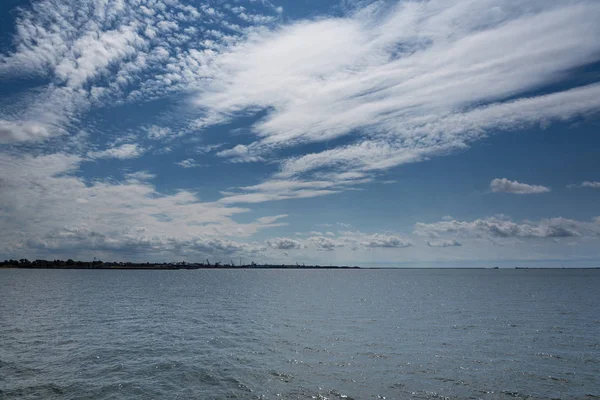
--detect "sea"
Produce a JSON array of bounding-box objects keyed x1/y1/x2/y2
[{"x1": 0, "y1": 268, "x2": 599, "y2": 400}]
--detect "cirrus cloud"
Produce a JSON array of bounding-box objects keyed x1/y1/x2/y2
[
  {"x1": 176, "y1": 158, "x2": 203, "y2": 168},
  {"x1": 193, "y1": 0, "x2": 600, "y2": 185},
  {"x1": 88, "y1": 143, "x2": 146, "y2": 160}
]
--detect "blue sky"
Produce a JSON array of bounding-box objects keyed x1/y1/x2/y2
[{"x1": 1, "y1": 0, "x2": 599, "y2": 266}]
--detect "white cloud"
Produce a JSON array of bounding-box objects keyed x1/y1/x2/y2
[
  {"x1": 219, "y1": 189, "x2": 339, "y2": 205},
  {"x1": 124, "y1": 171, "x2": 156, "y2": 181},
  {"x1": 302, "y1": 231, "x2": 413, "y2": 252},
  {"x1": 0, "y1": 0, "x2": 279, "y2": 145},
  {"x1": 88, "y1": 144, "x2": 145, "y2": 160},
  {"x1": 216, "y1": 145, "x2": 264, "y2": 163},
  {"x1": 0, "y1": 152, "x2": 287, "y2": 260},
  {"x1": 360, "y1": 234, "x2": 412, "y2": 248},
  {"x1": 256, "y1": 215, "x2": 289, "y2": 225},
  {"x1": 219, "y1": 176, "x2": 372, "y2": 204},
  {"x1": 1, "y1": 0, "x2": 600, "y2": 265},
  {"x1": 266, "y1": 237, "x2": 303, "y2": 250},
  {"x1": 415, "y1": 216, "x2": 600, "y2": 240},
  {"x1": 0, "y1": 120, "x2": 53, "y2": 143},
  {"x1": 568, "y1": 181, "x2": 600, "y2": 189},
  {"x1": 54, "y1": 26, "x2": 143, "y2": 88},
  {"x1": 309, "y1": 236, "x2": 344, "y2": 252},
  {"x1": 190, "y1": 0, "x2": 600, "y2": 183},
  {"x1": 581, "y1": 181, "x2": 600, "y2": 188},
  {"x1": 275, "y1": 84, "x2": 600, "y2": 178},
  {"x1": 176, "y1": 158, "x2": 203, "y2": 168},
  {"x1": 219, "y1": 179, "x2": 339, "y2": 204},
  {"x1": 490, "y1": 178, "x2": 550, "y2": 194},
  {"x1": 30, "y1": 227, "x2": 266, "y2": 258},
  {"x1": 146, "y1": 125, "x2": 173, "y2": 140},
  {"x1": 196, "y1": 143, "x2": 226, "y2": 154},
  {"x1": 427, "y1": 239, "x2": 462, "y2": 248},
  {"x1": 3, "y1": 0, "x2": 599, "y2": 177},
  {"x1": 189, "y1": 237, "x2": 266, "y2": 255}
]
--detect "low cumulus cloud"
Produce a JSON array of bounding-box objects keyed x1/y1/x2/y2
[
  {"x1": 415, "y1": 216, "x2": 600, "y2": 240},
  {"x1": 581, "y1": 181, "x2": 600, "y2": 188},
  {"x1": 360, "y1": 234, "x2": 412, "y2": 248},
  {"x1": 30, "y1": 227, "x2": 266, "y2": 256},
  {"x1": 309, "y1": 236, "x2": 344, "y2": 251},
  {"x1": 490, "y1": 178, "x2": 550, "y2": 194},
  {"x1": 0, "y1": 152, "x2": 286, "y2": 260},
  {"x1": 427, "y1": 239, "x2": 462, "y2": 248},
  {"x1": 568, "y1": 181, "x2": 600, "y2": 189},
  {"x1": 266, "y1": 237, "x2": 303, "y2": 250},
  {"x1": 323, "y1": 231, "x2": 414, "y2": 251}
]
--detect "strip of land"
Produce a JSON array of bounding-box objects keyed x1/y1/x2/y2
[
  {"x1": 0, "y1": 259, "x2": 360, "y2": 269},
  {"x1": 3, "y1": 260, "x2": 597, "y2": 270}
]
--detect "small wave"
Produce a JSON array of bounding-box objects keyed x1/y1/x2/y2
[
  {"x1": 270, "y1": 370, "x2": 294, "y2": 382},
  {"x1": 408, "y1": 390, "x2": 453, "y2": 399},
  {"x1": 287, "y1": 359, "x2": 313, "y2": 368},
  {"x1": 547, "y1": 376, "x2": 569, "y2": 383},
  {"x1": 310, "y1": 388, "x2": 355, "y2": 400},
  {"x1": 501, "y1": 389, "x2": 541, "y2": 398},
  {"x1": 583, "y1": 358, "x2": 600, "y2": 364},
  {"x1": 0, "y1": 359, "x2": 40, "y2": 376},
  {"x1": 359, "y1": 352, "x2": 391, "y2": 359},
  {"x1": 0, "y1": 383, "x2": 66, "y2": 398},
  {"x1": 221, "y1": 376, "x2": 253, "y2": 392},
  {"x1": 535, "y1": 352, "x2": 562, "y2": 359},
  {"x1": 501, "y1": 390, "x2": 521, "y2": 397}
]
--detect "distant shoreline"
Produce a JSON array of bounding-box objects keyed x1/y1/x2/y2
[
  {"x1": 0, "y1": 261, "x2": 360, "y2": 270},
  {"x1": 0, "y1": 266, "x2": 359, "y2": 270},
  {"x1": 2, "y1": 259, "x2": 599, "y2": 270},
  {"x1": 1, "y1": 264, "x2": 598, "y2": 270}
]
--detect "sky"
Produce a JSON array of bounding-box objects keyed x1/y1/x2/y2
[{"x1": 1, "y1": 0, "x2": 599, "y2": 267}]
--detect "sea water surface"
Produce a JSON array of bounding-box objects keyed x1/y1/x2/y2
[{"x1": 1, "y1": 268, "x2": 599, "y2": 399}]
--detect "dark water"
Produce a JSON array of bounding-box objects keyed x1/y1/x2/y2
[{"x1": 1, "y1": 269, "x2": 599, "y2": 400}]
